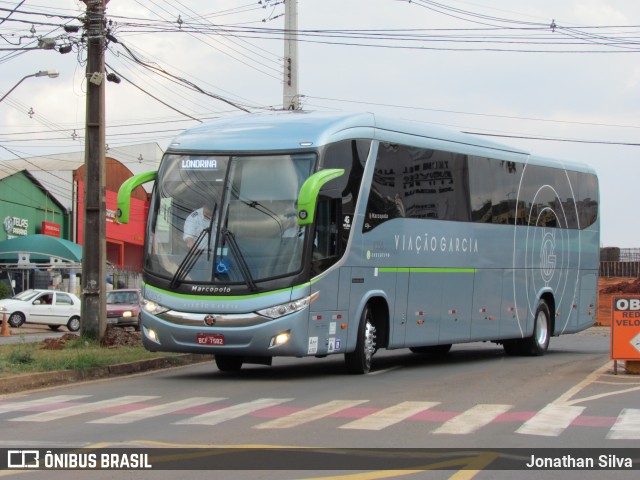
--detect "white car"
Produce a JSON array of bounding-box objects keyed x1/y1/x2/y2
[{"x1": 0, "y1": 289, "x2": 82, "y2": 332}]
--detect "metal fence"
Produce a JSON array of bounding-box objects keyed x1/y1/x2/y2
[{"x1": 600, "y1": 248, "x2": 640, "y2": 278}]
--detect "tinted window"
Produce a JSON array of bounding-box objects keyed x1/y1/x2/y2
[
  {"x1": 312, "y1": 140, "x2": 370, "y2": 276},
  {"x1": 364, "y1": 144, "x2": 471, "y2": 232},
  {"x1": 364, "y1": 143, "x2": 598, "y2": 231},
  {"x1": 469, "y1": 157, "x2": 522, "y2": 225}
]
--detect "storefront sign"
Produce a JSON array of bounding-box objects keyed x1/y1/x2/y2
[
  {"x1": 42, "y1": 221, "x2": 61, "y2": 238},
  {"x1": 3, "y1": 216, "x2": 29, "y2": 238}
]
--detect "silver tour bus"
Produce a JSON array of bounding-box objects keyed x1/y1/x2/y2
[{"x1": 117, "y1": 111, "x2": 599, "y2": 374}]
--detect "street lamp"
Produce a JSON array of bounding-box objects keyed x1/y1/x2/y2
[{"x1": 0, "y1": 70, "x2": 59, "y2": 104}]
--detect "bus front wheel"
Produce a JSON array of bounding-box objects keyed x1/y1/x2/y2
[
  {"x1": 345, "y1": 305, "x2": 377, "y2": 374},
  {"x1": 215, "y1": 355, "x2": 243, "y2": 372}
]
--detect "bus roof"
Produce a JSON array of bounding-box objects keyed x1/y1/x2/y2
[
  {"x1": 167, "y1": 111, "x2": 526, "y2": 153},
  {"x1": 166, "y1": 111, "x2": 596, "y2": 174}
]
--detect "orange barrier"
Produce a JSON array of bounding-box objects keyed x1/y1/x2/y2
[{"x1": 1, "y1": 312, "x2": 10, "y2": 337}]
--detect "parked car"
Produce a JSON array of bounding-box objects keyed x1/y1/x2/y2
[
  {"x1": 106, "y1": 289, "x2": 142, "y2": 330},
  {"x1": 0, "y1": 289, "x2": 81, "y2": 332}
]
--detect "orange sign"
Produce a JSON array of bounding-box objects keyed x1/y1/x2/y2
[
  {"x1": 41, "y1": 221, "x2": 61, "y2": 238},
  {"x1": 611, "y1": 296, "x2": 640, "y2": 360}
]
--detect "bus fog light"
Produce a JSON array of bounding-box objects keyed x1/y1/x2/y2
[
  {"x1": 144, "y1": 326, "x2": 160, "y2": 344},
  {"x1": 270, "y1": 331, "x2": 290, "y2": 348}
]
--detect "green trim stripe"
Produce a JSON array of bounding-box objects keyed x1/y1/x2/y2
[
  {"x1": 378, "y1": 267, "x2": 476, "y2": 273},
  {"x1": 144, "y1": 282, "x2": 310, "y2": 301}
]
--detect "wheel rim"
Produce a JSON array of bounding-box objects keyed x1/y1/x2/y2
[
  {"x1": 363, "y1": 318, "x2": 376, "y2": 370},
  {"x1": 9, "y1": 313, "x2": 23, "y2": 327},
  {"x1": 535, "y1": 310, "x2": 548, "y2": 347},
  {"x1": 68, "y1": 318, "x2": 80, "y2": 331}
]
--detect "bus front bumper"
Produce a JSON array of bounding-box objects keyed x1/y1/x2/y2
[{"x1": 140, "y1": 309, "x2": 310, "y2": 357}]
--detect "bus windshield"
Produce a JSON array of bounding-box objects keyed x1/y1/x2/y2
[{"x1": 145, "y1": 153, "x2": 316, "y2": 287}]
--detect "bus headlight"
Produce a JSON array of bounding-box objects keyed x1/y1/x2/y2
[
  {"x1": 142, "y1": 299, "x2": 169, "y2": 315},
  {"x1": 122, "y1": 311, "x2": 132, "y2": 318},
  {"x1": 257, "y1": 291, "x2": 319, "y2": 319}
]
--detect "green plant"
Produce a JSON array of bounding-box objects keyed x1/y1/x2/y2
[
  {"x1": 0, "y1": 281, "x2": 9, "y2": 300},
  {"x1": 7, "y1": 344, "x2": 35, "y2": 365}
]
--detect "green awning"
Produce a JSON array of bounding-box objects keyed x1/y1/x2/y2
[{"x1": 0, "y1": 234, "x2": 82, "y2": 265}]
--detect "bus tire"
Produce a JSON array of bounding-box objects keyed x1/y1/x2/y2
[
  {"x1": 345, "y1": 305, "x2": 377, "y2": 374},
  {"x1": 215, "y1": 355, "x2": 243, "y2": 372},
  {"x1": 503, "y1": 300, "x2": 551, "y2": 356},
  {"x1": 410, "y1": 344, "x2": 452, "y2": 356}
]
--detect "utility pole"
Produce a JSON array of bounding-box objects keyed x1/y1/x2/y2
[
  {"x1": 283, "y1": 0, "x2": 299, "y2": 110},
  {"x1": 81, "y1": 0, "x2": 107, "y2": 340}
]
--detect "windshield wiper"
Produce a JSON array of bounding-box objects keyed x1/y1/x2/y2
[
  {"x1": 169, "y1": 228, "x2": 207, "y2": 289},
  {"x1": 220, "y1": 227, "x2": 258, "y2": 292}
]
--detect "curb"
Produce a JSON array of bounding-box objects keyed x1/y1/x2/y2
[{"x1": 0, "y1": 354, "x2": 210, "y2": 395}]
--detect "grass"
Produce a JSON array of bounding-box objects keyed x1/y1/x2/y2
[{"x1": 0, "y1": 336, "x2": 181, "y2": 378}]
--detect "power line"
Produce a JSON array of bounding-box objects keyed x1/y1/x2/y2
[
  {"x1": 463, "y1": 131, "x2": 640, "y2": 147},
  {"x1": 304, "y1": 95, "x2": 640, "y2": 130}
]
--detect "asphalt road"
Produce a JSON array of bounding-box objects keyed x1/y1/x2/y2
[{"x1": 1, "y1": 327, "x2": 639, "y2": 479}]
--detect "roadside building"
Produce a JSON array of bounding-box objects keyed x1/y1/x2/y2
[{"x1": 0, "y1": 143, "x2": 162, "y2": 291}]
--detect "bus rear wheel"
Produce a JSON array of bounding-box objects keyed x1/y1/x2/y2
[
  {"x1": 345, "y1": 305, "x2": 377, "y2": 374},
  {"x1": 215, "y1": 355, "x2": 243, "y2": 372},
  {"x1": 503, "y1": 300, "x2": 551, "y2": 356}
]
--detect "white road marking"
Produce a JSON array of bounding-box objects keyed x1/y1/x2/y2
[
  {"x1": 89, "y1": 397, "x2": 224, "y2": 424},
  {"x1": 607, "y1": 408, "x2": 640, "y2": 440},
  {"x1": 553, "y1": 361, "x2": 611, "y2": 406},
  {"x1": 0, "y1": 395, "x2": 90, "y2": 414},
  {"x1": 254, "y1": 400, "x2": 368, "y2": 429},
  {"x1": 10, "y1": 396, "x2": 158, "y2": 422},
  {"x1": 340, "y1": 401, "x2": 439, "y2": 430},
  {"x1": 433, "y1": 404, "x2": 512, "y2": 435},
  {"x1": 175, "y1": 398, "x2": 293, "y2": 426},
  {"x1": 516, "y1": 404, "x2": 585, "y2": 436}
]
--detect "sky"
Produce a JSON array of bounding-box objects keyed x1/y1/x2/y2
[{"x1": 1, "y1": 0, "x2": 639, "y2": 248}]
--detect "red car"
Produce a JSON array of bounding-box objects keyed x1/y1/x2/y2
[{"x1": 106, "y1": 289, "x2": 142, "y2": 330}]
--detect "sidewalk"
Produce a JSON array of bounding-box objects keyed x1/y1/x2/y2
[{"x1": 0, "y1": 323, "x2": 67, "y2": 345}]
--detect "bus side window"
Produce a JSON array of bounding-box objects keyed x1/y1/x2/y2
[{"x1": 311, "y1": 195, "x2": 342, "y2": 276}]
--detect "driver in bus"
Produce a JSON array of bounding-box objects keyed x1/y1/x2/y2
[{"x1": 183, "y1": 204, "x2": 217, "y2": 248}]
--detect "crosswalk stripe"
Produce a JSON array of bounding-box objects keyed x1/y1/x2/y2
[
  {"x1": 516, "y1": 404, "x2": 585, "y2": 436},
  {"x1": 254, "y1": 400, "x2": 368, "y2": 429},
  {"x1": 607, "y1": 408, "x2": 640, "y2": 439},
  {"x1": 339, "y1": 401, "x2": 439, "y2": 431},
  {"x1": 433, "y1": 404, "x2": 512, "y2": 435},
  {"x1": 175, "y1": 398, "x2": 293, "y2": 426},
  {"x1": 0, "y1": 395, "x2": 90, "y2": 415},
  {"x1": 89, "y1": 397, "x2": 225, "y2": 424},
  {"x1": 10, "y1": 396, "x2": 158, "y2": 422}
]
